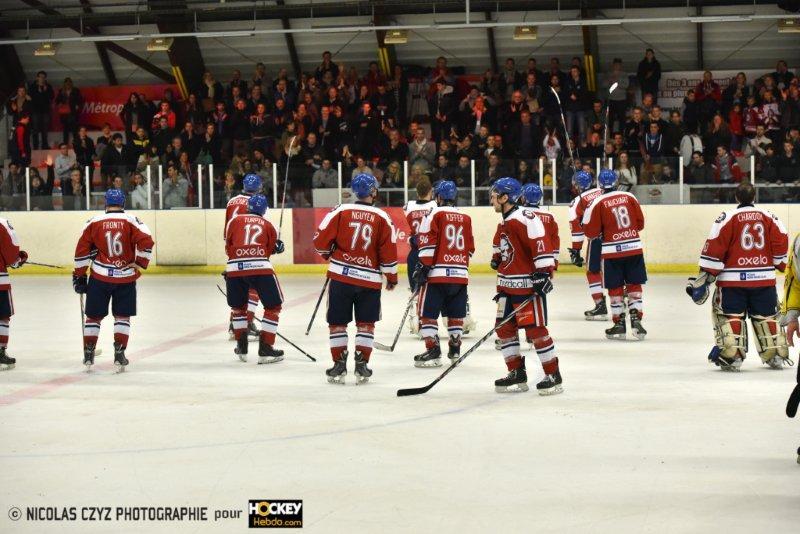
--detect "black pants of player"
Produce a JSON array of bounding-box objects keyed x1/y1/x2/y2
[
  {"x1": 587, "y1": 238, "x2": 602, "y2": 274},
  {"x1": 603, "y1": 254, "x2": 648, "y2": 289},
  {"x1": 419, "y1": 283, "x2": 468, "y2": 320},
  {"x1": 326, "y1": 279, "x2": 381, "y2": 325},
  {"x1": 226, "y1": 274, "x2": 283, "y2": 309},
  {"x1": 0, "y1": 289, "x2": 14, "y2": 317},
  {"x1": 716, "y1": 286, "x2": 778, "y2": 317},
  {"x1": 85, "y1": 278, "x2": 137, "y2": 318},
  {"x1": 407, "y1": 246, "x2": 419, "y2": 291}
]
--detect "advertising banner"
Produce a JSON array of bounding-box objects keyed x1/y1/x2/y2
[{"x1": 654, "y1": 68, "x2": 790, "y2": 110}]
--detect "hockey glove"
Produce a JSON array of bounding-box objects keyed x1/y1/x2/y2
[
  {"x1": 412, "y1": 263, "x2": 431, "y2": 287},
  {"x1": 386, "y1": 279, "x2": 397, "y2": 291},
  {"x1": 490, "y1": 255, "x2": 500, "y2": 271},
  {"x1": 11, "y1": 250, "x2": 28, "y2": 269},
  {"x1": 530, "y1": 272, "x2": 553, "y2": 296},
  {"x1": 72, "y1": 274, "x2": 88, "y2": 294},
  {"x1": 408, "y1": 234, "x2": 419, "y2": 249},
  {"x1": 685, "y1": 271, "x2": 716, "y2": 305},
  {"x1": 569, "y1": 248, "x2": 584, "y2": 268},
  {"x1": 273, "y1": 239, "x2": 285, "y2": 255}
]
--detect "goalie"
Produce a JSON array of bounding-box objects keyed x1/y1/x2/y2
[
  {"x1": 687, "y1": 183, "x2": 791, "y2": 372},
  {"x1": 782, "y1": 233, "x2": 800, "y2": 463}
]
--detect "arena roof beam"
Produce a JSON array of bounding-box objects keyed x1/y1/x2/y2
[
  {"x1": 78, "y1": 0, "x2": 118, "y2": 86},
  {"x1": 0, "y1": 1, "x2": 783, "y2": 30},
  {"x1": 275, "y1": 0, "x2": 303, "y2": 81},
  {"x1": 147, "y1": 0, "x2": 206, "y2": 98},
  {"x1": 0, "y1": 28, "x2": 26, "y2": 105},
  {"x1": 20, "y1": 0, "x2": 175, "y2": 84},
  {"x1": 696, "y1": 4, "x2": 705, "y2": 69},
  {"x1": 485, "y1": 11, "x2": 498, "y2": 74}
]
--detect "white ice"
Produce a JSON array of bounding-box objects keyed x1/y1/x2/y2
[{"x1": 0, "y1": 274, "x2": 798, "y2": 534}]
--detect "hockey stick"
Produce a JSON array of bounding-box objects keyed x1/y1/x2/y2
[
  {"x1": 277, "y1": 135, "x2": 298, "y2": 241},
  {"x1": 216, "y1": 284, "x2": 316, "y2": 361},
  {"x1": 27, "y1": 261, "x2": 64, "y2": 269},
  {"x1": 397, "y1": 294, "x2": 536, "y2": 397},
  {"x1": 375, "y1": 287, "x2": 420, "y2": 352},
  {"x1": 305, "y1": 277, "x2": 329, "y2": 335},
  {"x1": 602, "y1": 82, "x2": 619, "y2": 168},
  {"x1": 550, "y1": 86, "x2": 579, "y2": 172}
]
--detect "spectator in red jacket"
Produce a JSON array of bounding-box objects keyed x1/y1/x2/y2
[{"x1": 695, "y1": 71, "x2": 721, "y2": 133}]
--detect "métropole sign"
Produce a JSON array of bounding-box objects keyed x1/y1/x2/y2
[{"x1": 49, "y1": 83, "x2": 180, "y2": 131}]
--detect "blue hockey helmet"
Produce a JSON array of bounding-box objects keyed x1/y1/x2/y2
[
  {"x1": 572, "y1": 170, "x2": 593, "y2": 191},
  {"x1": 242, "y1": 173, "x2": 263, "y2": 193},
  {"x1": 351, "y1": 173, "x2": 379, "y2": 199},
  {"x1": 491, "y1": 177, "x2": 522, "y2": 202},
  {"x1": 247, "y1": 194, "x2": 268, "y2": 216},
  {"x1": 520, "y1": 183, "x2": 543, "y2": 206},
  {"x1": 104, "y1": 188, "x2": 126, "y2": 207},
  {"x1": 434, "y1": 180, "x2": 458, "y2": 201},
  {"x1": 598, "y1": 168, "x2": 618, "y2": 189}
]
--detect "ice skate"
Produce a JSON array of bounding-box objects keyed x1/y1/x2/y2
[
  {"x1": 708, "y1": 346, "x2": 742, "y2": 372},
  {"x1": 447, "y1": 337, "x2": 460, "y2": 362},
  {"x1": 536, "y1": 370, "x2": 563, "y2": 396},
  {"x1": 0, "y1": 347, "x2": 16, "y2": 371},
  {"x1": 234, "y1": 334, "x2": 248, "y2": 362},
  {"x1": 414, "y1": 343, "x2": 442, "y2": 368},
  {"x1": 326, "y1": 351, "x2": 347, "y2": 384},
  {"x1": 354, "y1": 351, "x2": 372, "y2": 384},
  {"x1": 584, "y1": 298, "x2": 608, "y2": 321},
  {"x1": 113, "y1": 342, "x2": 128, "y2": 373},
  {"x1": 629, "y1": 310, "x2": 647, "y2": 341},
  {"x1": 763, "y1": 354, "x2": 794, "y2": 370},
  {"x1": 605, "y1": 314, "x2": 627, "y2": 340},
  {"x1": 494, "y1": 367, "x2": 529, "y2": 393},
  {"x1": 257, "y1": 338, "x2": 284, "y2": 364},
  {"x1": 247, "y1": 320, "x2": 260, "y2": 339},
  {"x1": 83, "y1": 343, "x2": 96, "y2": 371}
]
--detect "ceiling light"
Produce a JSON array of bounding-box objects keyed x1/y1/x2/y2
[
  {"x1": 146, "y1": 37, "x2": 173, "y2": 52},
  {"x1": 383, "y1": 29, "x2": 408, "y2": 44},
  {"x1": 689, "y1": 15, "x2": 752, "y2": 23},
  {"x1": 513, "y1": 26, "x2": 537, "y2": 40},
  {"x1": 34, "y1": 42, "x2": 59, "y2": 56},
  {"x1": 778, "y1": 18, "x2": 800, "y2": 32}
]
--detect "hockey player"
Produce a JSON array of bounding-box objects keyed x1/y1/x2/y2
[
  {"x1": 519, "y1": 184, "x2": 560, "y2": 269},
  {"x1": 0, "y1": 217, "x2": 27, "y2": 370},
  {"x1": 781, "y1": 234, "x2": 800, "y2": 462},
  {"x1": 687, "y1": 182, "x2": 790, "y2": 371},
  {"x1": 403, "y1": 177, "x2": 436, "y2": 335},
  {"x1": 582, "y1": 169, "x2": 647, "y2": 341},
  {"x1": 225, "y1": 173, "x2": 264, "y2": 339},
  {"x1": 225, "y1": 193, "x2": 286, "y2": 363},
  {"x1": 313, "y1": 174, "x2": 398, "y2": 384},
  {"x1": 568, "y1": 170, "x2": 607, "y2": 320},
  {"x1": 73, "y1": 189, "x2": 154, "y2": 371},
  {"x1": 412, "y1": 180, "x2": 475, "y2": 367},
  {"x1": 490, "y1": 177, "x2": 562, "y2": 395}
]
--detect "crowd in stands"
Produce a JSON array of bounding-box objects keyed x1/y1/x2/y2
[{"x1": 2, "y1": 48, "x2": 799, "y2": 209}]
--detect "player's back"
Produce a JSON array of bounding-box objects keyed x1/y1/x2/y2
[
  {"x1": 495, "y1": 208, "x2": 553, "y2": 294},
  {"x1": 529, "y1": 207, "x2": 559, "y2": 263},
  {"x1": 0, "y1": 217, "x2": 20, "y2": 283},
  {"x1": 224, "y1": 194, "x2": 251, "y2": 237},
  {"x1": 225, "y1": 213, "x2": 276, "y2": 276},
  {"x1": 583, "y1": 191, "x2": 644, "y2": 258},
  {"x1": 314, "y1": 203, "x2": 398, "y2": 289},
  {"x1": 570, "y1": 188, "x2": 602, "y2": 223},
  {"x1": 75, "y1": 213, "x2": 153, "y2": 283},
  {"x1": 403, "y1": 199, "x2": 436, "y2": 237},
  {"x1": 418, "y1": 206, "x2": 474, "y2": 284},
  {"x1": 700, "y1": 205, "x2": 788, "y2": 287}
]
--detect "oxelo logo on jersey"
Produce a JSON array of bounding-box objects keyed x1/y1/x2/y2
[{"x1": 247, "y1": 500, "x2": 303, "y2": 529}]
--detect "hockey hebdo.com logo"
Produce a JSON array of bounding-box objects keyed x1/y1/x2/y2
[{"x1": 248, "y1": 500, "x2": 303, "y2": 529}]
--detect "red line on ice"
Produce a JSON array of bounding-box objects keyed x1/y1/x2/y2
[{"x1": 0, "y1": 288, "x2": 321, "y2": 407}]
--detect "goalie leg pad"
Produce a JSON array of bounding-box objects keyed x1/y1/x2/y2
[
  {"x1": 713, "y1": 309, "x2": 747, "y2": 360},
  {"x1": 751, "y1": 314, "x2": 792, "y2": 365}
]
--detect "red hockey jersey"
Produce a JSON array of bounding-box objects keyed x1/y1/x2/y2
[
  {"x1": 699, "y1": 205, "x2": 788, "y2": 287},
  {"x1": 74, "y1": 212, "x2": 154, "y2": 284},
  {"x1": 528, "y1": 207, "x2": 560, "y2": 269},
  {"x1": 492, "y1": 207, "x2": 554, "y2": 295},
  {"x1": 403, "y1": 199, "x2": 437, "y2": 238},
  {"x1": 224, "y1": 194, "x2": 252, "y2": 238},
  {"x1": 0, "y1": 218, "x2": 22, "y2": 290},
  {"x1": 417, "y1": 206, "x2": 475, "y2": 285},
  {"x1": 225, "y1": 213, "x2": 278, "y2": 277},
  {"x1": 582, "y1": 191, "x2": 645, "y2": 259},
  {"x1": 568, "y1": 187, "x2": 602, "y2": 249},
  {"x1": 313, "y1": 202, "x2": 398, "y2": 289}
]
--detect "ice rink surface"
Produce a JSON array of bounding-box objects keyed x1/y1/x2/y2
[{"x1": 0, "y1": 274, "x2": 798, "y2": 534}]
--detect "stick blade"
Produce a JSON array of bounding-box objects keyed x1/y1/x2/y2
[
  {"x1": 787, "y1": 385, "x2": 800, "y2": 418},
  {"x1": 374, "y1": 341, "x2": 394, "y2": 352},
  {"x1": 609, "y1": 82, "x2": 619, "y2": 93},
  {"x1": 397, "y1": 384, "x2": 433, "y2": 397}
]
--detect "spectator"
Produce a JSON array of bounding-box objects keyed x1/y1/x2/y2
[
  {"x1": 119, "y1": 92, "x2": 146, "y2": 143},
  {"x1": 624, "y1": 107, "x2": 645, "y2": 155},
  {"x1": 30, "y1": 172, "x2": 52, "y2": 211},
  {"x1": 129, "y1": 172, "x2": 149, "y2": 209},
  {"x1": 73, "y1": 126, "x2": 95, "y2": 169},
  {"x1": 516, "y1": 159, "x2": 536, "y2": 183},
  {"x1": 136, "y1": 145, "x2": 161, "y2": 178},
  {"x1": 152, "y1": 100, "x2": 177, "y2": 131},
  {"x1": 695, "y1": 71, "x2": 722, "y2": 132},
  {"x1": 772, "y1": 60, "x2": 795, "y2": 90},
  {"x1": 54, "y1": 143, "x2": 76, "y2": 186},
  {"x1": 95, "y1": 123, "x2": 113, "y2": 159},
  {"x1": 746, "y1": 124, "x2": 772, "y2": 158},
  {"x1": 198, "y1": 123, "x2": 221, "y2": 164},
  {"x1": 183, "y1": 93, "x2": 206, "y2": 134},
  {"x1": 703, "y1": 114, "x2": 732, "y2": 161},
  {"x1": 687, "y1": 151, "x2": 710, "y2": 184},
  {"x1": 129, "y1": 127, "x2": 150, "y2": 161},
  {"x1": 452, "y1": 155, "x2": 471, "y2": 187},
  {"x1": 379, "y1": 160, "x2": 403, "y2": 188},
  {"x1": 743, "y1": 94, "x2": 762, "y2": 137},
  {"x1": 162, "y1": 165, "x2": 189, "y2": 209},
  {"x1": 54, "y1": 77, "x2": 81, "y2": 146},
  {"x1": 28, "y1": 70, "x2": 54, "y2": 149},
  {"x1": 479, "y1": 153, "x2": 509, "y2": 186},
  {"x1": 101, "y1": 134, "x2": 131, "y2": 184},
  {"x1": 780, "y1": 84, "x2": 800, "y2": 133},
  {"x1": 636, "y1": 48, "x2": 661, "y2": 103},
  {"x1": 0, "y1": 163, "x2": 25, "y2": 210},
  {"x1": 431, "y1": 155, "x2": 454, "y2": 182},
  {"x1": 583, "y1": 131, "x2": 604, "y2": 160},
  {"x1": 546, "y1": 57, "x2": 566, "y2": 89},
  {"x1": 759, "y1": 145, "x2": 779, "y2": 184},
  {"x1": 6, "y1": 85, "x2": 31, "y2": 123},
  {"x1": 10, "y1": 114, "x2": 31, "y2": 166},
  {"x1": 499, "y1": 58, "x2": 523, "y2": 100},
  {"x1": 542, "y1": 126, "x2": 562, "y2": 162},
  {"x1": 312, "y1": 159, "x2": 337, "y2": 188},
  {"x1": 680, "y1": 129, "x2": 703, "y2": 165},
  {"x1": 227, "y1": 69, "x2": 249, "y2": 100},
  {"x1": 61, "y1": 169, "x2": 84, "y2": 210},
  {"x1": 663, "y1": 110, "x2": 684, "y2": 158},
  {"x1": 777, "y1": 140, "x2": 800, "y2": 183},
  {"x1": 350, "y1": 155, "x2": 373, "y2": 180},
  {"x1": 761, "y1": 90, "x2": 782, "y2": 144},
  {"x1": 427, "y1": 56, "x2": 455, "y2": 93},
  {"x1": 563, "y1": 66, "x2": 590, "y2": 142},
  {"x1": 616, "y1": 152, "x2": 638, "y2": 190},
  {"x1": 429, "y1": 81, "x2": 455, "y2": 145},
  {"x1": 380, "y1": 129, "x2": 408, "y2": 168},
  {"x1": 603, "y1": 58, "x2": 629, "y2": 132},
  {"x1": 682, "y1": 89, "x2": 700, "y2": 134},
  {"x1": 642, "y1": 122, "x2": 664, "y2": 184},
  {"x1": 721, "y1": 72, "x2": 751, "y2": 117},
  {"x1": 198, "y1": 71, "x2": 224, "y2": 110},
  {"x1": 712, "y1": 145, "x2": 742, "y2": 184},
  {"x1": 729, "y1": 103, "x2": 744, "y2": 154},
  {"x1": 387, "y1": 64, "x2": 409, "y2": 128}
]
